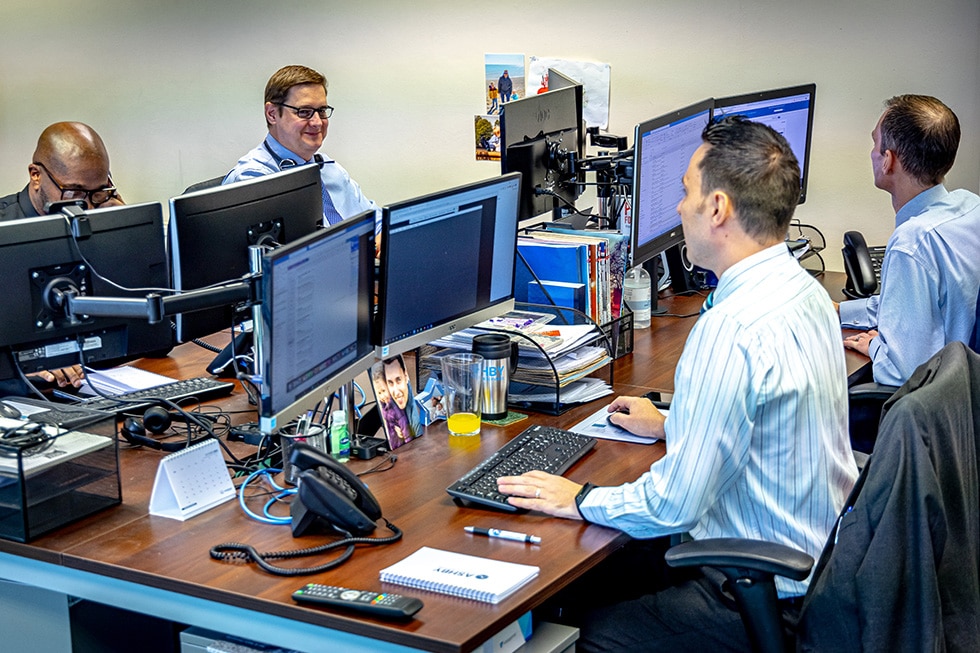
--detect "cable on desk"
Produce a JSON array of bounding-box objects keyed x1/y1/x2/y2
[{"x1": 209, "y1": 518, "x2": 403, "y2": 576}]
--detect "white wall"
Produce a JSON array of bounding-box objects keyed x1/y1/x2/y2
[{"x1": 1, "y1": 0, "x2": 977, "y2": 272}]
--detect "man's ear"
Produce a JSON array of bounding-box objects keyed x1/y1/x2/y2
[
  {"x1": 27, "y1": 163, "x2": 42, "y2": 190},
  {"x1": 708, "y1": 190, "x2": 733, "y2": 228},
  {"x1": 881, "y1": 148, "x2": 897, "y2": 176},
  {"x1": 264, "y1": 102, "x2": 279, "y2": 125}
]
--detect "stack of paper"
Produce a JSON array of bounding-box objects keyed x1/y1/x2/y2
[{"x1": 380, "y1": 546, "x2": 539, "y2": 604}]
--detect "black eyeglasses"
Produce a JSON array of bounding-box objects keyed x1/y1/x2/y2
[
  {"x1": 276, "y1": 103, "x2": 334, "y2": 120},
  {"x1": 33, "y1": 161, "x2": 117, "y2": 206}
]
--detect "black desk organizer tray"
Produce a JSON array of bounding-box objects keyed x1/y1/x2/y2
[{"x1": 0, "y1": 413, "x2": 120, "y2": 542}]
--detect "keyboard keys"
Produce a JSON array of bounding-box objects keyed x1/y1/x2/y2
[{"x1": 447, "y1": 424, "x2": 595, "y2": 512}]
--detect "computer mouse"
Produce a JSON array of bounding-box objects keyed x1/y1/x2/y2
[{"x1": 0, "y1": 400, "x2": 22, "y2": 420}]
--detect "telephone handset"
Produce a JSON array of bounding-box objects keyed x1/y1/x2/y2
[
  {"x1": 842, "y1": 230, "x2": 880, "y2": 299},
  {"x1": 289, "y1": 442, "x2": 382, "y2": 537}
]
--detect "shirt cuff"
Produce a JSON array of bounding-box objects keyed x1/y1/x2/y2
[{"x1": 839, "y1": 298, "x2": 874, "y2": 330}]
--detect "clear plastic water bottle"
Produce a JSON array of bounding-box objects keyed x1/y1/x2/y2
[
  {"x1": 329, "y1": 410, "x2": 351, "y2": 463},
  {"x1": 624, "y1": 266, "x2": 651, "y2": 329}
]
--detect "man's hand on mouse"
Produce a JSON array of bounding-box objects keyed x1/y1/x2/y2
[{"x1": 606, "y1": 396, "x2": 666, "y2": 440}]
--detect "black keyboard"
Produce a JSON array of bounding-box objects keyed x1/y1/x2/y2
[
  {"x1": 447, "y1": 424, "x2": 596, "y2": 512},
  {"x1": 75, "y1": 376, "x2": 235, "y2": 414},
  {"x1": 0, "y1": 396, "x2": 113, "y2": 430}
]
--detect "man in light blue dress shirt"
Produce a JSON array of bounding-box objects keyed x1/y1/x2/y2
[
  {"x1": 223, "y1": 65, "x2": 377, "y2": 226},
  {"x1": 840, "y1": 95, "x2": 980, "y2": 386},
  {"x1": 499, "y1": 117, "x2": 857, "y2": 651}
]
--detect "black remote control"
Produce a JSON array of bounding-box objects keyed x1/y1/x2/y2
[{"x1": 292, "y1": 584, "x2": 423, "y2": 619}]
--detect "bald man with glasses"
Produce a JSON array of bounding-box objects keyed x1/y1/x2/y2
[
  {"x1": 0, "y1": 121, "x2": 122, "y2": 222},
  {"x1": 0, "y1": 121, "x2": 123, "y2": 389}
]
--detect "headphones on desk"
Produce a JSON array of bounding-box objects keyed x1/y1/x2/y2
[{"x1": 121, "y1": 405, "x2": 216, "y2": 452}]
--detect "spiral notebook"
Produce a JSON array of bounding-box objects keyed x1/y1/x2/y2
[{"x1": 379, "y1": 546, "x2": 539, "y2": 604}]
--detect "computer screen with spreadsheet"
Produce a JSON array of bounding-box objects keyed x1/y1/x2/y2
[
  {"x1": 257, "y1": 210, "x2": 375, "y2": 433},
  {"x1": 631, "y1": 98, "x2": 713, "y2": 267},
  {"x1": 712, "y1": 83, "x2": 816, "y2": 204}
]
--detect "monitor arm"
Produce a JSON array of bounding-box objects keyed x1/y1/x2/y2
[{"x1": 55, "y1": 278, "x2": 256, "y2": 324}]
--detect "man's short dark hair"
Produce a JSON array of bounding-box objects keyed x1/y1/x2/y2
[
  {"x1": 879, "y1": 94, "x2": 960, "y2": 186},
  {"x1": 699, "y1": 116, "x2": 801, "y2": 242}
]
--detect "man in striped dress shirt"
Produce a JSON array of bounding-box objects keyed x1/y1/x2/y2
[{"x1": 499, "y1": 116, "x2": 858, "y2": 652}]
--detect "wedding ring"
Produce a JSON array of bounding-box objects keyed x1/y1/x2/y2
[{"x1": 535, "y1": 488, "x2": 541, "y2": 499}]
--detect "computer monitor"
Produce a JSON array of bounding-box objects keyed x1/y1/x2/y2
[
  {"x1": 375, "y1": 173, "x2": 521, "y2": 358},
  {"x1": 0, "y1": 202, "x2": 172, "y2": 381},
  {"x1": 631, "y1": 98, "x2": 713, "y2": 268},
  {"x1": 712, "y1": 83, "x2": 816, "y2": 204},
  {"x1": 257, "y1": 210, "x2": 375, "y2": 434},
  {"x1": 500, "y1": 86, "x2": 583, "y2": 222},
  {"x1": 168, "y1": 165, "x2": 323, "y2": 342}
]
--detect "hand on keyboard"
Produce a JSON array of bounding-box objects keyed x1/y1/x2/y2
[{"x1": 496, "y1": 470, "x2": 586, "y2": 520}]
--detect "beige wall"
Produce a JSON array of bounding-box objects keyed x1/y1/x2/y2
[{"x1": 1, "y1": 0, "x2": 978, "y2": 272}]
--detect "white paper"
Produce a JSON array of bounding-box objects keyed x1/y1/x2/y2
[{"x1": 569, "y1": 403, "x2": 664, "y2": 445}]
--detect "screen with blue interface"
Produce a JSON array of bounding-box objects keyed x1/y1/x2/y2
[
  {"x1": 631, "y1": 98, "x2": 713, "y2": 267},
  {"x1": 712, "y1": 84, "x2": 816, "y2": 203}
]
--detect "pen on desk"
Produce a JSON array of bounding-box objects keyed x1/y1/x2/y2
[{"x1": 464, "y1": 526, "x2": 541, "y2": 544}]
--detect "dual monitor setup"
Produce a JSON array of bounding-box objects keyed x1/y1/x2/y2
[
  {"x1": 498, "y1": 77, "x2": 816, "y2": 298},
  {"x1": 0, "y1": 166, "x2": 521, "y2": 437}
]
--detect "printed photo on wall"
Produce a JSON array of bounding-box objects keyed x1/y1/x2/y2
[
  {"x1": 370, "y1": 355, "x2": 424, "y2": 450},
  {"x1": 475, "y1": 114, "x2": 501, "y2": 161},
  {"x1": 484, "y1": 53, "x2": 525, "y2": 114}
]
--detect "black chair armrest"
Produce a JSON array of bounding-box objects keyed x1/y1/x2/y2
[
  {"x1": 665, "y1": 539, "x2": 814, "y2": 653},
  {"x1": 848, "y1": 381, "x2": 899, "y2": 401},
  {"x1": 665, "y1": 538, "x2": 813, "y2": 581}
]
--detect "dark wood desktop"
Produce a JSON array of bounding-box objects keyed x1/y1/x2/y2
[{"x1": 0, "y1": 271, "x2": 868, "y2": 653}]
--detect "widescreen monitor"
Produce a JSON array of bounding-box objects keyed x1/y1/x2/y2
[
  {"x1": 712, "y1": 83, "x2": 816, "y2": 203},
  {"x1": 257, "y1": 210, "x2": 375, "y2": 434},
  {"x1": 500, "y1": 86, "x2": 583, "y2": 222},
  {"x1": 168, "y1": 165, "x2": 323, "y2": 342},
  {"x1": 631, "y1": 98, "x2": 713, "y2": 268},
  {"x1": 0, "y1": 202, "x2": 172, "y2": 380},
  {"x1": 375, "y1": 172, "x2": 521, "y2": 358}
]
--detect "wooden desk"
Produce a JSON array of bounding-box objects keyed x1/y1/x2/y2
[
  {"x1": 0, "y1": 338, "x2": 663, "y2": 653},
  {"x1": 0, "y1": 271, "x2": 868, "y2": 652},
  {"x1": 621, "y1": 270, "x2": 871, "y2": 392}
]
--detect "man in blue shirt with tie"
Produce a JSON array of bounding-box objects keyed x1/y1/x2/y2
[
  {"x1": 223, "y1": 65, "x2": 377, "y2": 226},
  {"x1": 840, "y1": 95, "x2": 980, "y2": 385}
]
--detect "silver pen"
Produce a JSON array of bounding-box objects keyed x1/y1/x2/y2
[{"x1": 464, "y1": 526, "x2": 541, "y2": 544}]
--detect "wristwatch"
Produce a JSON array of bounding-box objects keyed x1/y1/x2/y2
[{"x1": 574, "y1": 482, "x2": 596, "y2": 520}]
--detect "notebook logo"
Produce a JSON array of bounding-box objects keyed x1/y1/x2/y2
[{"x1": 434, "y1": 567, "x2": 489, "y2": 580}]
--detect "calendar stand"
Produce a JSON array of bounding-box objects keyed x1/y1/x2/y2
[{"x1": 149, "y1": 438, "x2": 235, "y2": 521}]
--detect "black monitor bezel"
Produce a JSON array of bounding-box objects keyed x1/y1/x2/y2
[
  {"x1": 631, "y1": 98, "x2": 714, "y2": 268},
  {"x1": 374, "y1": 172, "x2": 521, "y2": 359},
  {"x1": 167, "y1": 165, "x2": 323, "y2": 343},
  {"x1": 712, "y1": 83, "x2": 816, "y2": 204}
]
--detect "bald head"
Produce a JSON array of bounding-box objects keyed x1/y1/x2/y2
[{"x1": 28, "y1": 122, "x2": 116, "y2": 214}]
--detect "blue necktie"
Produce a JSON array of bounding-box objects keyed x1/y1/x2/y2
[
  {"x1": 700, "y1": 291, "x2": 715, "y2": 315},
  {"x1": 321, "y1": 180, "x2": 343, "y2": 226}
]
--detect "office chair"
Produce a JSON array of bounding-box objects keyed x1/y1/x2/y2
[
  {"x1": 847, "y1": 283, "x2": 980, "y2": 454},
  {"x1": 182, "y1": 175, "x2": 225, "y2": 195},
  {"x1": 665, "y1": 341, "x2": 980, "y2": 653}
]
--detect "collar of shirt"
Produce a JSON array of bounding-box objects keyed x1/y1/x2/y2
[
  {"x1": 709, "y1": 243, "x2": 792, "y2": 310},
  {"x1": 895, "y1": 184, "x2": 947, "y2": 228},
  {"x1": 264, "y1": 134, "x2": 334, "y2": 166}
]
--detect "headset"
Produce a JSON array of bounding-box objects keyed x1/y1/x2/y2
[
  {"x1": 120, "y1": 405, "x2": 216, "y2": 452},
  {"x1": 263, "y1": 140, "x2": 324, "y2": 170}
]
